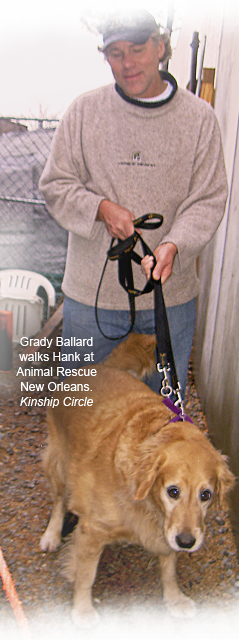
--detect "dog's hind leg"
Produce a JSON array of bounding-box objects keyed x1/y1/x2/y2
[{"x1": 159, "y1": 551, "x2": 196, "y2": 618}]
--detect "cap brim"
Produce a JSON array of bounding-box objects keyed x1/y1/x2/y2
[{"x1": 101, "y1": 30, "x2": 151, "y2": 51}]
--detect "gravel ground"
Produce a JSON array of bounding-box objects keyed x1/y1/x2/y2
[{"x1": 0, "y1": 329, "x2": 239, "y2": 639}]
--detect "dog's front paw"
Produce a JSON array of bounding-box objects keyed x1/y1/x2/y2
[
  {"x1": 165, "y1": 593, "x2": 196, "y2": 618},
  {"x1": 71, "y1": 605, "x2": 100, "y2": 629},
  {"x1": 40, "y1": 528, "x2": 61, "y2": 552}
]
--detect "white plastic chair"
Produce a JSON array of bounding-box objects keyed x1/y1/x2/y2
[{"x1": 0, "y1": 269, "x2": 56, "y2": 343}]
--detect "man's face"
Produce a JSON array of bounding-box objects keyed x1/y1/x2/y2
[{"x1": 105, "y1": 37, "x2": 165, "y2": 99}]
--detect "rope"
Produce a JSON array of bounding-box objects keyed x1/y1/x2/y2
[{"x1": 0, "y1": 545, "x2": 31, "y2": 638}]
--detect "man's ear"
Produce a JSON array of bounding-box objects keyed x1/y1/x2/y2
[{"x1": 157, "y1": 37, "x2": 165, "y2": 62}]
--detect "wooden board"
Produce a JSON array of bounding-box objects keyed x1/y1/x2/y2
[{"x1": 200, "y1": 68, "x2": 215, "y2": 106}]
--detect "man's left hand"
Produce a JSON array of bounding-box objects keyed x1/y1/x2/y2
[{"x1": 141, "y1": 242, "x2": 178, "y2": 284}]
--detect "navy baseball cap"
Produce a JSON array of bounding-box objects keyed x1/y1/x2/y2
[{"x1": 101, "y1": 10, "x2": 159, "y2": 51}]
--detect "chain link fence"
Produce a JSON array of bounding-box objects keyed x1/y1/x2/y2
[{"x1": 0, "y1": 117, "x2": 68, "y2": 301}]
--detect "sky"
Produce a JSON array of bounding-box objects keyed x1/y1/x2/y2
[{"x1": 0, "y1": 0, "x2": 187, "y2": 118}]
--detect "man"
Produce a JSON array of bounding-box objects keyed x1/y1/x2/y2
[{"x1": 39, "y1": 10, "x2": 228, "y2": 397}]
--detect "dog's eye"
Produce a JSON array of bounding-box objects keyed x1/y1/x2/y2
[
  {"x1": 167, "y1": 486, "x2": 180, "y2": 499},
  {"x1": 200, "y1": 489, "x2": 212, "y2": 502}
]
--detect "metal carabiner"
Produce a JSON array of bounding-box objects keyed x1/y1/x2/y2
[
  {"x1": 157, "y1": 363, "x2": 173, "y2": 398},
  {"x1": 174, "y1": 383, "x2": 186, "y2": 420}
]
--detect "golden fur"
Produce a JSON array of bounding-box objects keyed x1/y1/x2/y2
[{"x1": 40, "y1": 333, "x2": 234, "y2": 627}]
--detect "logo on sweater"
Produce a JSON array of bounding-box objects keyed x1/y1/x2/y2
[{"x1": 118, "y1": 151, "x2": 156, "y2": 168}]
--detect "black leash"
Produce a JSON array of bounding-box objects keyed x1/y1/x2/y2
[
  {"x1": 153, "y1": 278, "x2": 186, "y2": 419},
  {"x1": 95, "y1": 213, "x2": 186, "y2": 418},
  {"x1": 95, "y1": 214, "x2": 163, "y2": 340}
]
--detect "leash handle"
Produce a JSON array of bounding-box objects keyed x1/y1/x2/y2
[
  {"x1": 134, "y1": 213, "x2": 164, "y2": 230},
  {"x1": 95, "y1": 213, "x2": 163, "y2": 340},
  {"x1": 107, "y1": 213, "x2": 163, "y2": 261}
]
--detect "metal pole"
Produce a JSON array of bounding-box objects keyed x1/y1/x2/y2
[
  {"x1": 196, "y1": 35, "x2": 207, "y2": 97},
  {"x1": 0, "y1": 195, "x2": 46, "y2": 206},
  {"x1": 189, "y1": 32, "x2": 200, "y2": 94}
]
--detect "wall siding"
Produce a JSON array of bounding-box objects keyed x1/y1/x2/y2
[{"x1": 194, "y1": 6, "x2": 239, "y2": 553}]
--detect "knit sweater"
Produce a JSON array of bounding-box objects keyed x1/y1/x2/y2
[{"x1": 39, "y1": 74, "x2": 228, "y2": 309}]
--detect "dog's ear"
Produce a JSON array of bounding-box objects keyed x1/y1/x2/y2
[
  {"x1": 133, "y1": 452, "x2": 166, "y2": 501},
  {"x1": 114, "y1": 430, "x2": 167, "y2": 501},
  {"x1": 216, "y1": 455, "x2": 235, "y2": 510}
]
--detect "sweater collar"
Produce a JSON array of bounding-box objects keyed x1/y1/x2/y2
[{"x1": 115, "y1": 70, "x2": 177, "y2": 109}]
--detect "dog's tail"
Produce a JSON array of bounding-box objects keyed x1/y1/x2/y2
[{"x1": 104, "y1": 333, "x2": 156, "y2": 380}]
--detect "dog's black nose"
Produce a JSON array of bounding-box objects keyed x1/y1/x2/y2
[{"x1": 176, "y1": 533, "x2": 196, "y2": 549}]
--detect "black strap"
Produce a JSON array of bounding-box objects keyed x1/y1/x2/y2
[
  {"x1": 153, "y1": 278, "x2": 179, "y2": 393},
  {"x1": 95, "y1": 214, "x2": 163, "y2": 340}
]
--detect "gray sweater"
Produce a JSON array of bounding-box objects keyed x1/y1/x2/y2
[{"x1": 39, "y1": 79, "x2": 228, "y2": 309}]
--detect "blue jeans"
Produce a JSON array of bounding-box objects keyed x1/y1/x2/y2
[{"x1": 60, "y1": 296, "x2": 196, "y2": 399}]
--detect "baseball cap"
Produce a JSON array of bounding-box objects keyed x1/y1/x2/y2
[{"x1": 101, "y1": 10, "x2": 159, "y2": 51}]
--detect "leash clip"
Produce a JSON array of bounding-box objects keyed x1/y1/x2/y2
[
  {"x1": 174, "y1": 382, "x2": 186, "y2": 421},
  {"x1": 157, "y1": 362, "x2": 173, "y2": 398}
]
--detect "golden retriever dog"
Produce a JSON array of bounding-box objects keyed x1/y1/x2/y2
[{"x1": 40, "y1": 334, "x2": 234, "y2": 627}]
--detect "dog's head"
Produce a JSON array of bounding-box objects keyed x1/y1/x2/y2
[
  {"x1": 116, "y1": 420, "x2": 235, "y2": 553},
  {"x1": 150, "y1": 432, "x2": 234, "y2": 552}
]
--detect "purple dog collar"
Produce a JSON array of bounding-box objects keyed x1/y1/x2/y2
[{"x1": 163, "y1": 397, "x2": 193, "y2": 423}]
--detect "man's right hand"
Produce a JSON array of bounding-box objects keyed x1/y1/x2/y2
[
  {"x1": 97, "y1": 199, "x2": 135, "y2": 240},
  {"x1": 141, "y1": 242, "x2": 178, "y2": 284}
]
